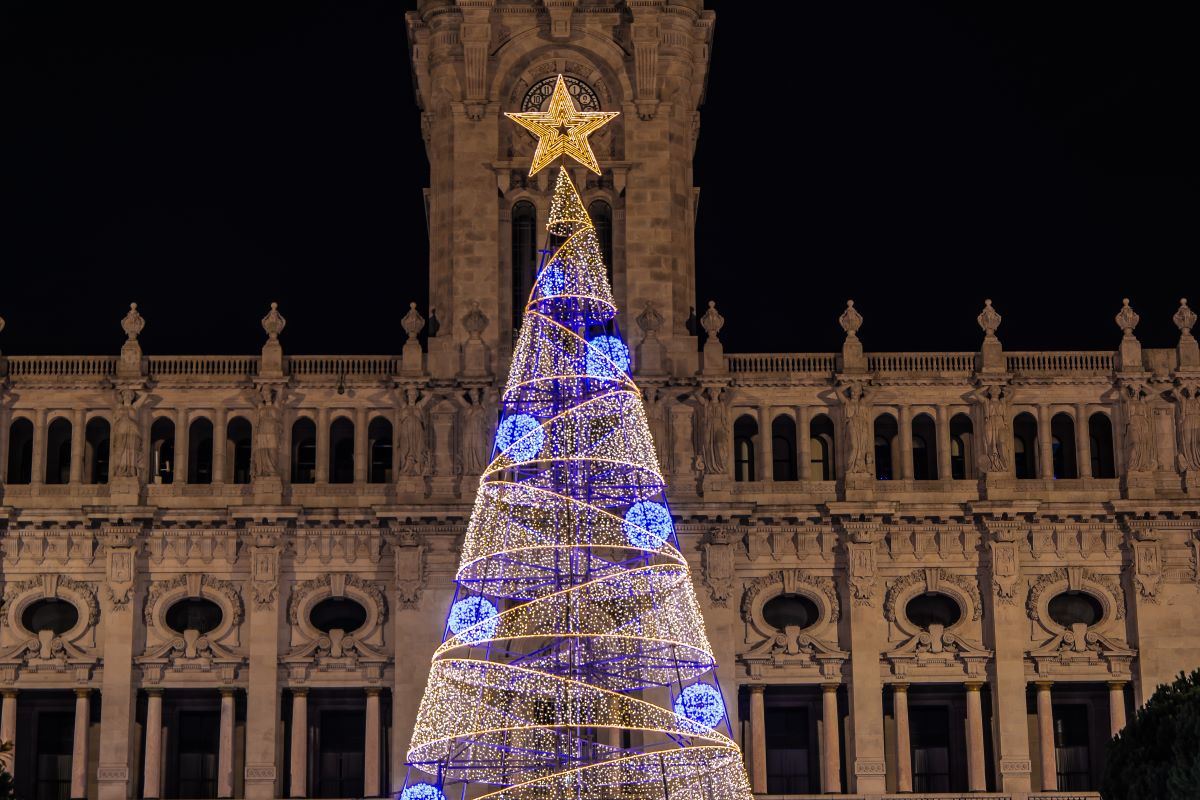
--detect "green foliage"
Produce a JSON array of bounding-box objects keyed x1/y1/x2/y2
[
  {"x1": 1102, "y1": 669, "x2": 1200, "y2": 800},
  {"x1": 0, "y1": 740, "x2": 13, "y2": 800}
]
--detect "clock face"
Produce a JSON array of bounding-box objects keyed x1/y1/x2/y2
[{"x1": 522, "y1": 75, "x2": 601, "y2": 114}]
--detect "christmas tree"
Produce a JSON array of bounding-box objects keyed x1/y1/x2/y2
[{"x1": 401, "y1": 76, "x2": 751, "y2": 800}]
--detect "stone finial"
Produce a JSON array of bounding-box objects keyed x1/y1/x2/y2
[
  {"x1": 1115, "y1": 298, "x2": 1140, "y2": 340},
  {"x1": 121, "y1": 303, "x2": 145, "y2": 341},
  {"x1": 976, "y1": 299, "x2": 1001, "y2": 339},
  {"x1": 261, "y1": 302, "x2": 286, "y2": 341},
  {"x1": 636, "y1": 301, "x2": 664, "y2": 339},
  {"x1": 839, "y1": 300, "x2": 863, "y2": 340},
  {"x1": 463, "y1": 301, "x2": 488, "y2": 341},
  {"x1": 1174, "y1": 298, "x2": 1196, "y2": 337},
  {"x1": 700, "y1": 301, "x2": 724, "y2": 342},
  {"x1": 401, "y1": 302, "x2": 425, "y2": 341}
]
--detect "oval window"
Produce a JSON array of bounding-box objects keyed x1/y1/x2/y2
[
  {"x1": 905, "y1": 592, "x2": 962, "y2": 629},
  {"x1": 165, "y1": 598, "x2": 223, "y2": 634},
  {"x1": 22, "y1": 599, "x2": 80, "y2": 635},
  {"x1": 1048, "y1": 591, "x2": 1103, "y2": 627},
  {"x1": 762, "y1": 594, "x2": 820, "y2": 630},
  {"x1": 310, "y1": 597, "x2": 368, "y2": 633}
]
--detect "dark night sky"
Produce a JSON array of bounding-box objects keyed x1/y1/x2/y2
[{"x1": 0, "y1": 2, "x2": 1194, "y2": 357}]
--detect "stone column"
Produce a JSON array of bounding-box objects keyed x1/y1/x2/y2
[
  {"x1": 935, "y1": 404, "x2": 952, "y2": 479},
  {"x1": 1076, "y1": 403, "x2": 1093, "y2": 478},
  {"x1": 289, "y1": 690, "x2": 307, "y2": 798},
  {"x1": 315, "y1": 407, "x2": 330, "y2": 483},
  {"x1": 245, "y1": 531, "x2": 282, "y2": 798},
  {"x1": 1108, "y1": 681, "x2": 1128, "y2": 737},
  {"x1": 353, "y1": 407, "x2": 369, "y2": 484},
  {"x1": 964, "y1": 682, "x2": 986, "y2": 791},
  {"x1": 30, "y1": 407, "x2": 46, "y2": 485},
  {"x1": 1036, "y1": 681, "x2": 1057, "y2": 791},
  {"x1": 892, "y1": 684, "x2": 912, "y2": 792},
  {"x1": 218, "y1": 688, "x2": 236, "y2": 798},
  {"x1": 175, "y1": 408, "x2": 189, "y2": 484},
  {"x1": 0, "y1": 404, "x2": 10, "y2": 484},
  {"x1": 1037, "y1": 404, "x2": 1053, "y2": 478},
  {"x1": 756, "y1": 405, "x2": 771, "y2": 482},
  {"x1": 796, "y1": 405, "x2": 811, "y2": 482},
  {"x1": 71, "y1": 689, "x2": 90, "y2": 800},
  {"x1": 822, "y1": 683, "x2": 842, "y2": 793},
  {"x1": 899, "y1": 405, "x2": 914, "y2": 480},
  {"x1": 97, "y1": 531, "x2": 138, "y2": 800},
  {"x1": 845, "y1": 530, "x2": 886, "y2": 792},
  {"x1": 0, "y1": 690, "x2": 16, "y2": 776},
  {"x1": 747, "y1": 685, "x2": 766, "y2": 793},
  {"x1": 69, "y1": 408, "x2": 86, "y2": 483},
  {"x1": 212, "y1": 406, "x2": 228, "y2": 484},
  {"x1": 364, "y1": 688, "x2": 381, "y2": 797},
  {"x1": 143, "y1": 690, "x2": 163, "y2": 799}
]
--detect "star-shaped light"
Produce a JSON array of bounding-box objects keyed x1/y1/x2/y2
[{"x1": 505, "y1": 75, "x2": 619, "y2": 176}]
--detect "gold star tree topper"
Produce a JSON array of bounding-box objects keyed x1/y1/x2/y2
[{"x1": 505, "y1": 75, "x2": 619, "y2": 176}]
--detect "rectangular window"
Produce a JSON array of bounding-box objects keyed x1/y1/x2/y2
[
  {"x1": 1054, "y1": 704, "x2": 1091, "y2": 790},
  {"x1": 765, "y1": 704, "x2": 812, "y2": 793},
  {"x1": 34, "y1": 710, "x2": 73, "y2": 800},
  {"x1": 910, "y1": 705, "x2": 951, "y2": 793}
]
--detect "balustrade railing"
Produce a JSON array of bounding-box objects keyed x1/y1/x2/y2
[
  {"x1": 867, "y1": 351, "x2": 975, "y2": 373},
  {"x1": 1005, "y1": 350, "x2": 1114, "y2": 374},
  {"x1": 288, "y1": 355, "x2": 399, "y2": 376},
  {"x1": 725, "y1": 353, "x2": 836, "y2": 373},
  {"x1": 5, "y1": 355, "x2": 117, "y2": 377},
  {"x1": 148, "y1": 355, "x2": 259, "y2": 377}
]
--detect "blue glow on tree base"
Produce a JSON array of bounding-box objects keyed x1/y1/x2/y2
[
  {"x1": 623, "y1": 501, "x2": 674, "y2": 550},
  {"x1": 674, "y1": 683, "x2": 725, "y2": 729},
  {"x1": 448, "y1": 596, "x2": 500, "y2": 644},
  {"x1": 399, "y1": 783, "x2": 446, "y2": 800}
]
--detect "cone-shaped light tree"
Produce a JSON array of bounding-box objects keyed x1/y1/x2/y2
[{"x1": 401, "y1": 76, "x2": 751, "y2": 800}]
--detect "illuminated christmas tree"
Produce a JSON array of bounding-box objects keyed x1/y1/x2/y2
[{"x1": 401, "y1": 76, "x2": 751, "y2": 800}]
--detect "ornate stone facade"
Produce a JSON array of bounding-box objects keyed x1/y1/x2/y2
[{"x1": 0, "y1": 3, "x2": 1195, "y2": 799}]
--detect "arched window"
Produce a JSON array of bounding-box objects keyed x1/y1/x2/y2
[
  {"x1": 771, "y1": 415, "x2": 797, "y2": 481},
  {"x1": 809, "y1": 413, "x2": 835, "y2": 481},
  {"x1": 291, "y1": 418, "x2": 317, "y2": 484},
  {"x1": 1013, "y1": 412, "x2": 1038, "y2": 479},
  {"x1": 368, "y1": 417, "x2": 393, "y2": 484},
  {"x1": 45, "y1": 417, "x2": 72, "y2": 484},
  {"x1": 588, "y1": 199, "x2": 614, "y2": 288},
  {"x1": 187, "y1": 418, "x2": 213, "y2": 484},
  {"x1": 874, "y1": 414, "x2": 898, "y2": 480},
  {"x1": 85, "y1": 417, "x2": 110, "y2": 484},
  {"x1": 330, "y1": 417, "x2": 355, "y2": 484},
  {"x1": 6, "y1": 418, "x2": 33, "y2": 485},
  {"x1": 511, "y1": 201, "x2": 538, "y2": 339},
  {"x1": 734, "y1": 415, "x2": 758, "y2": 482},
  {"x1": 911, "y1": 413, "x2": 937, "y2": 480},
  {"x1": 149, "y1": 417, "x2": 175, "y2": 484},
  {"x1": 226, "y1": 417, "x2": 252, "y2": 484},
  {"x1": 1051, "y1": 412, "x2": 1077, "y2": 479},
  {"x1": 949, "y1": 413, "x2": 974, "y2": 480},
  {"x1": 1089, "y1": 413, "x2": 1116, "y2": 479}
]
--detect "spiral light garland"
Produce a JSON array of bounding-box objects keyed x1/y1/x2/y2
[{"x1": 404, "y1": 83, "x2": 751, "y2": 800}]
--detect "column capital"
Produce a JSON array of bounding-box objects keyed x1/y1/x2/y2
[
  {"x1": 75, "y1": 687, "x2": 91, "y2": 698},
  {"x1": 964, "y1": 681, "x2": 986, "y2": 692},
  {"x1": 821, "y1": 682, "x2": 840, "y2": 693},
  {"x1": 891, "y1": 682, "x2": 909, "y2": 693},
  {"x1": 1035, "y1": 680, "x2": 1054, "y2": 690},
  {"x1": 1, "y1": 689, "x2": 17, "y2": 699},
  {"x1": 1107, "y1": 680, "x2": 1128, "y2": 690},
  {"x1": 747, "y1": 683, "x2": 766, "y2": 695},
  {"x1": 365, "y1": 686, "x2": 383, "y2": 697},
  {"x1": 220, "y1": 687, "x2": 237, "y2": 698},
  {"x1": 291, "y1": 687, "x2": 308, "y2": 697},
  {"x1": 146, "y1": 687, "x2": 164, "y2": 697}
]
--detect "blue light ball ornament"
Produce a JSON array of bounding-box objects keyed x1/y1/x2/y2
[
  {"x1": 538, "y1": 263, "x2": 567, "y2": 297},
  {"x1": 400, "y1": 783, "x2": 446, "y2": 800},
  {"x1": 586, "y1": 335, "x2": 630, "y2": 376},
  {"x1": 622, "y1": 501, "x2": 674, "y2": 550},
  {"x1": 448, "y1": 596, "x2": 500, "y2": 644},
  {"x1": 673, "y1": 683, "x2": 725, "y2": 729},
  {"x1": 495, "y1": 413, "x2": 544, "y2": 462}
]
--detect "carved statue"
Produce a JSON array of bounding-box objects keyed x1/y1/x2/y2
[
  {"x1": 460, "y1": 388, "x2": 489, "y2": 476},
  {"x1": 840, "y1": 383, "x2": 874, "y2": 475},
  {"x1": 692, "y1": 386, "x2": 729, "y2": 475},
  {"x1": 111, "y1": 389, "x2": 146, "y2": 479},
  {"x1": 397, "y1": 388, "x2": 429, "y2": 477},
  {"x1": 1123, "y1": 383, "x2": 1157, "y2": 472},
  {"x1": 973, "y1": 383, "x2": 1011, "y2": 473},
  {"x1": 251, "y1": 385, "x2": 282, "y2": 479},
  {"x1": 1171, "y1": 383, "x2": 1200, "y2": 472},
  {"x1": 644, "y1": 386, "x2": 671, "y2": 473}
]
